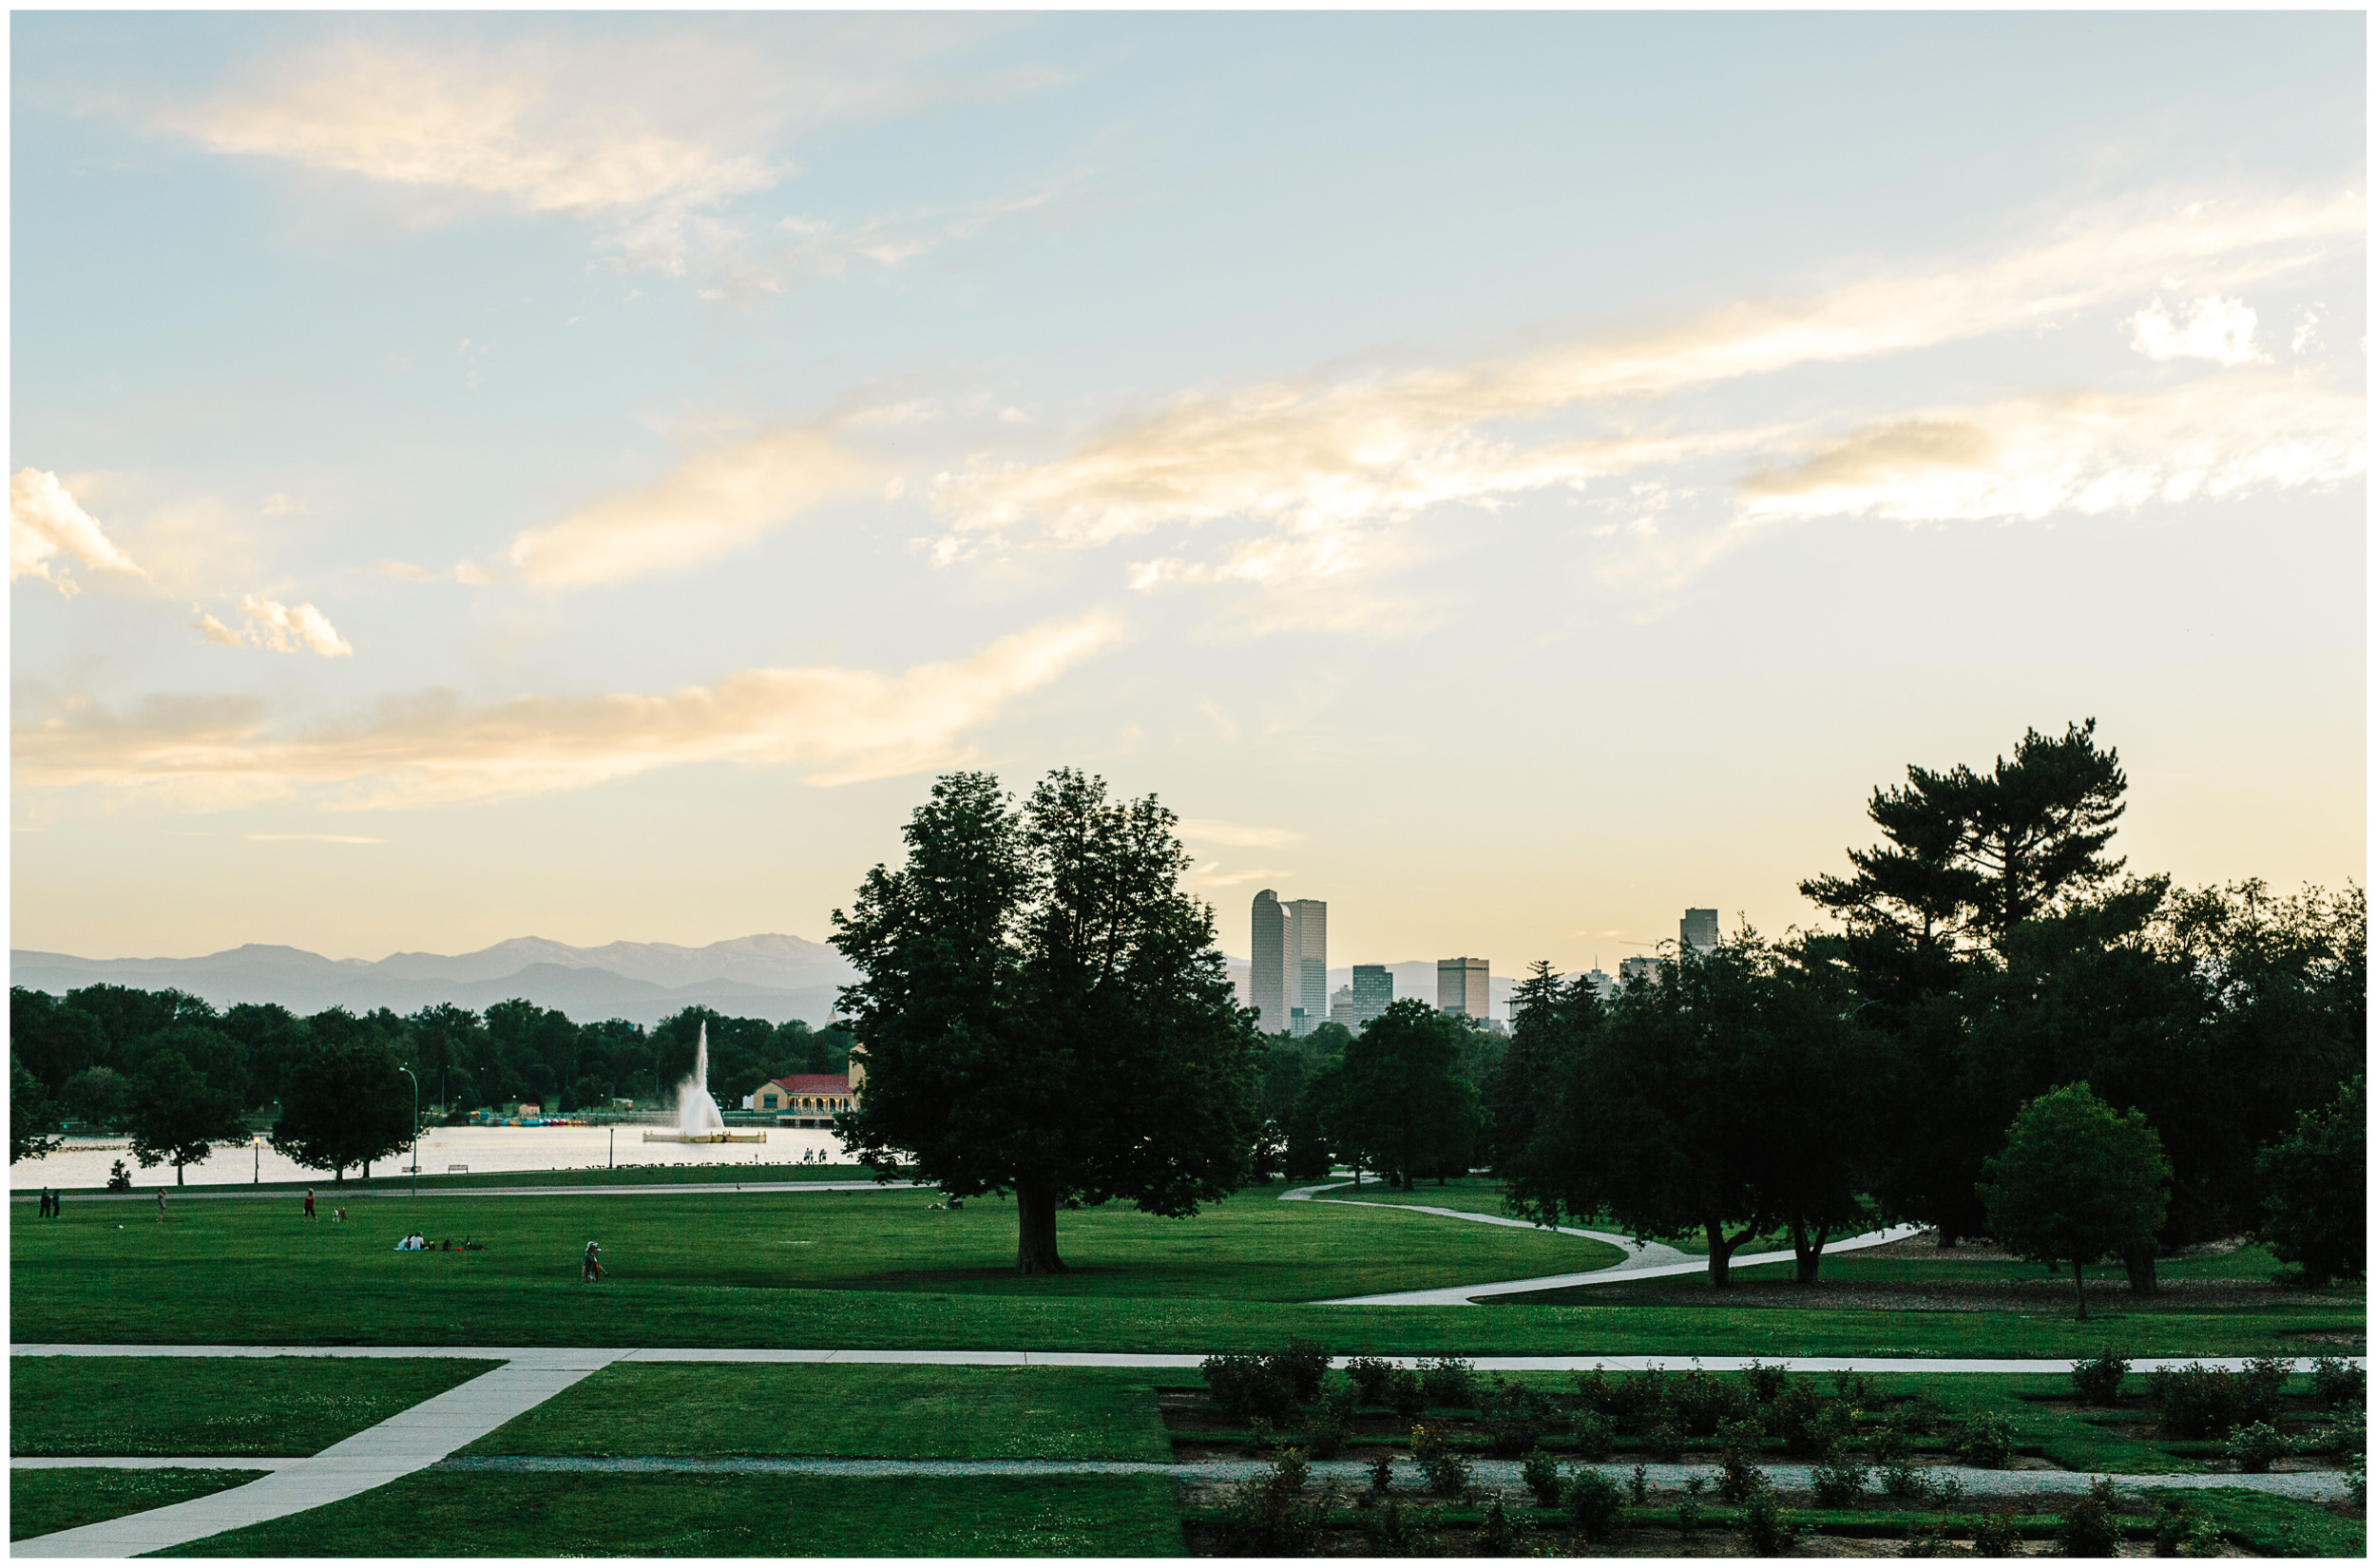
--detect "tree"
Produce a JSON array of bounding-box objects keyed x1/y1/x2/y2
[
  {"x1": 833, "y1": 770, "x2": 1261, "y2": 1274},
  {"x1": 1978, "y1": 1083, "x2": 2170, "y2": 1319},
  {"x1": 2254, "y1": 1077, "x2": 2365, "y2": 1288},
  {"x1": 271, "y1": 1036, "x2": 416, "y2": 1183},
  {"x1": 10, "y1": 988, "x2": 109, "y2": 1093},
  {"x1": 11, "y1": 1054, "x2": 65, "y2": 1163},
  {"x1": 61, "y1": 1066, "x2": 132, "y2": 1129},
  {"x1": 1488, "y1": 962, "x2": 1597, "y2": 1174},
  {"x1": 1326, "y1": 1000, "x2": 1481, "y2": 1189},
  {"x1": 126, "y1": 1049, "x2": 249, "y2": 1185}
]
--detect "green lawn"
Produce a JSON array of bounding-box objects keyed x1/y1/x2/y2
[
  {"x1": 2139, "y1": 1486, "x2": 2366, "y2": 1557},
  {"x1": 466, "y1": 1364, "x2": 1173, "y2": 1461},
  {"x1": 10, "y1": 1468, "x2": 270, "y2": 1541},
  {"x1": 158, "y1": 1472, "x2": 1185, "y2": 1557},
  {"x1": 14, "y1": 1162, "x2": 887, "y2": 1198},
  {"x1": 10, "y1": 1357, "x2": 499, "y2": 1457}
]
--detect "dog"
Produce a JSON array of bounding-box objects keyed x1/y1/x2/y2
[{"x1": 331, "y1": 1208, "x2": 346, "y2": 1223}]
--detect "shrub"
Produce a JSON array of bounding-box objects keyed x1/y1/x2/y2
[
  {"x1": 1202, "y1": 1352, "x2": 1297, "y2": 1425},
  {"x1": 1715, "y1": 1416, "x2": 1768, "y2": 1503},
  {"x1": 1740, "y1": 1489, "x2": 1796, "y2": 1556},
  {"x1": 1345, "y1": 1355, "x2": 1394, "y2": 1406},
  {"x1": 1809, "y1": 1456, "x2": 1868, "y2": 1508},
  {"x1": 1880, "y1": 1460, "x2": 1932, "y2": 1501},
  {"x1": 1901, "y1": 1517, "x2": 1952, "y2": 1558},
  {"x1": 1742, "y1": 1360, "x2": 1790, "y2": 1406},
  {"x1": 1571, "y1": 1409, "x2": 1616, "y2": 1463},
  {"x1": 1645, "y1": 1417, "x2": 1684, "y2": 1463},
  {"x1": 1409, "y1": 1422, "x2": 1469, "y2": 1498},
  {"x1": 1478, "y1": 1495, "x2": 1518, "y2": 1556},
  {"x1": 2223, "y1": 1421, "x2": 2290, "y2": 1473},
  {"x1": 1367, "y1": 1450, "x2": 1396, "y2": 1496},
  {"x1": 2150, "y1": 1358, "x2": 2289, "y2": 1440},
  {"x1": 1481, "y1": 1376, "x2": 1553, "y2": 1457},
  {"x1": 1417, "y1": 1355, "x2": 1475, "y2": 1410},
  {"x1": 1268, "y1": 1337, "x2": 1332, "y2": 1405},
  {"x1": 2236, "y1": 1355, "x2": 2291, "y2": 1426},
  {"x1": 1972, "y1": 1510, "x2": 2020, "y2": 1558},
  {"x1": 2310, "y1": 1355, "x2": 2366, "y2": 1411},
  {"x1": 1675, "y1": 1498, "x2": 1703, "y2": 1536},
  {"x1": 1571, "y1": 1365, "x2": 1622, "y2": 1422},
  {"x1": 1214, "y1": 1450, "x2": 1329, "y2": 1556},
  {"x1": 1520, "y1": 1447, "x2": 1562, "y2": 1506},
  {"x1": 1665, "y1": 1366, "x2": 1748, "y2": 1436},
  {"x1": 1363, "y1": 1498, "x2": 1419, "y2": 1554},
  {"x1": 2070, "y1": 1352, "x2": 2129, "y2": 1405},
  {"x1": 2054, "y1": 1483, "x2": 2120, "y2": 1558},
  {"x1": 1304, "y1": 1391, "x2": 1352, "y2": 1461},
  {"x1": 1246, "y1": 1415, "x2": 1275, "y2": 1455},
  {"x1": 1563, "y1": 1466, "x2": 1624, "y2": 1541},
  {"x1": 1627, "y1": 1463, "x2": 1650, "y2": 1505},
  {"x1": 1771, "y1": 1381, "x2": 1844, "y2": 1458},
  {"x1": 2176, "y1": 1518, "x2": 2227, "y2": 1558},
  {"x1": 1830, "y1": 1368, "x2": 1879, "y2": 1408},
  {"x1": 2153, "y1": 1499, "x2": 2193, "y2": 1557},
  {"x1": 1386, "y1": 1367, "x2": 1428, "y2": 1421},
  {"x1": 1957, "y1": 1410, "x2": 2016, "y2": 1469}
]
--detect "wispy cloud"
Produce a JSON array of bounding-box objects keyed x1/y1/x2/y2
[
  {"x1": 191, "y1": 597, "x2": 355, "y2": 657},
  {"x1": 17, "y1": 613, "x2": 1120, "y2": 808},
  {"x1": 10, "y1": 468, "x2": 146, "y2": 595},
  {"x1": 246, "y1": 833, "x2": 384, "y2": 844},
  {"x1": 1187, "y1": 862, "x2": 1291, "y2": 889},
  {"x1": 2125, "y1": 295, "x2": 2265, "y2": 365},
  {"x1": 1178, "y1": 817, "x2": 1305, "y2": 849},
  {"x1": 507, "y1": 426, "x2": 872, "y2": 587}
]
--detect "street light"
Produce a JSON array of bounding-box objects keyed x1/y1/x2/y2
[{"x1": 397, "y1": 1066, "x2": 418, "y2": 1199}]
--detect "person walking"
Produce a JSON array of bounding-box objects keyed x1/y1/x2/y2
[
  {"x1": 41, "y1": 1187, "x2": 55, "y2": 1219},
  {"x1": 582, "y1": 1240, "x2": 604, "y2": 1283},
  {"x1": 51, "y1": 1186, "x2": 62, "y2": 1218},
  {"x1": 303, "y1": 1188, "x2": 316, "y2": 1221},
  {"x1": 155, "y1": 1188, "x2": 167, "y2": 1223}
]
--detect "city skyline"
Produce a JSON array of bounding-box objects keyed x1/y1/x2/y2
[{"x1": 11, "y1": 12, "x2": 2364, "y2": 970}]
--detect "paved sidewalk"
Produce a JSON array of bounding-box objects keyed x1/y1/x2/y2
[
  {"x1": 1324, "y1": 1224, "x2": 1927, "y2": 1305},
  {"x1": 11, "y1": 1349, "x2": 624, "y2": 1558}
]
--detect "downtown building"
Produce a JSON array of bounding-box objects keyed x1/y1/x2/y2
[
  {"x1": 1329, "y1": 963, "x2": 1395, "y2": 1028},
  {"x1": 1437, "y1": 956, "x2": 1490, "y2": 1022},
  {"x1": 1251, "y1": 889, "x2": 1329, "y2": 1036}
]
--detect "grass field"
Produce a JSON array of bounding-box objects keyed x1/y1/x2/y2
[
  {"x1": 10, "y1": 1468, "x2": 270, "y2": 1541},
  {"x1": 2138, "y1": 1486, "x2": 2367, "y2": 1557},
  {"x1": 10, "y1": 1357, "x2": 498, "y2": 1457},
  {"x1": 154, "y1": 1472, "x2": 1185, "y2": 1557},
  {"x1": 465, "y1": 1364, "x2": 1174, "y2": 1461},
  {"x1": 14, "y1": 1163, "x2": 888, "y2": 1198}
]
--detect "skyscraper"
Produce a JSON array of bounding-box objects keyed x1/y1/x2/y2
[
  {"x1": 1681, "y1": 908, "x2": 1719, "y2": 954},
  {"x1": 1251, "y1": 890, "x2": 1288, "y2": 1034},
  {"x1": 1350, "y1": 963, "x2": 1394, "y2": 1026},
  {"x1": 1437, "y1": 956, "x2": 1490, "y2": 1021}
]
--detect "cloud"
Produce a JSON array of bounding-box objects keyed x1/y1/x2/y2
[
  {"x1": 930, "y1": 187, "x2": 2363, "y2": 606},
  {"x1": 1738, "y1": 371, "x2": 2366, "y2": 525},
  {"x1": 17, "y1": 612, "x2": 1120, "y2": 808},
  {"x1": 507, "y1": 427, "x2": 872, "y2": 587},
  {"x1": 10, "y1": 468, "x2": 145, "y2": 594},
  {"x1": 245, "y1": 833, "x2": 384, "y2": 844},
  {"x1": 2126, "y1": 295, "x2": 2265, "y2": 365},
  {"x1": 1178, "y1": 818, "x2": 1305, "y2": 849},
  {"x1": 191, "y1": 610, "x2": 245, "y2": 646},
  {"x1": 1187, "y1": 862, "x2": 1292, "y2": 889}
]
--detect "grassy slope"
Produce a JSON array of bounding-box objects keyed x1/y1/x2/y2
[
  {"x1": 466, "y1": 1364, "x2": 1173, "y2": 1461},
  {"x1": 10, "y1": 1358, "x2": 499, "y2": 1457},
  {"x1": 10, "y1": 1469, "x2": 269, "y2": 1541},
  {"x1": 158, "y1": 1472, "x2": 1185, "y2": 1558},
  {"x1": 15, "y1": 1163, "x2": 886, "y2": 1198}
]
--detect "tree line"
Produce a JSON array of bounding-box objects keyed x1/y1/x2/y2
[{"x1": 10, "y1": 985, "x2": 854, "y2": 1184}]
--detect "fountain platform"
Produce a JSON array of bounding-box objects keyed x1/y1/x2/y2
[{"x1": 642, "y1": 1131, "x2": 769, "y2": 1144}]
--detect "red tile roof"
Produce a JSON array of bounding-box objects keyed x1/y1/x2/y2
[{"x1": 770, "y1": 1074, "x2": 852, "y2": 1097}]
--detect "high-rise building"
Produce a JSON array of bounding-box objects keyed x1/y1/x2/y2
[
  {"x1": 1437, "y1": 956, "x2": 1490, "y2": 1021},
  {"x1": 1618, "y1": 954, "x2": 1659, "y2": 988},
  {"x1": 1251, "y1": 890, "x2": 1288, "y2": 1034},
  {"x1": 1285, "y1": 899, "x2": 1328, "y2": 1037},
  {"x1": 1350, "y1": 963, "x2": 1394, "y2": 1026},
  {"x1": 1681, "y1": 908, "x2": 1719, "y2": 955},
  {"x1": 1581, "y1": 967, "x2": 1615, "y2": 1002},
  {"x1": 1328, "y1": 985, "x2": 1357, "y2": 1024}
]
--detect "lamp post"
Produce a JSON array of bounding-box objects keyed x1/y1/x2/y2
[
  {"x1": 253, "y1": 1136, "x2": 261, "y2": 1184},
  {"x1": 397, "y1": 1066, "x2": 418, "y2": 1199}
]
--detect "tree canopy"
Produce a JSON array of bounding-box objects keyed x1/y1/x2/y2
[
  {"x1": 1978, "y1": 1082, "x2": 2170, "y2": 1319},
  {"x1": 832, "y1": 769, "x2": 1261, "y2": 1273},
  {"x1": 269, "y1": 1035, "x2": 417, "y2": 1183},
  {"x1": 127, "y1": 1049, "x2": 249, "y2": 1186},
  {"x1": 2253, "y1": 1075, "x2": 2365, "y2": 1289},
  {"x1": 1319, "y1": 999, "x2": 1481, "y2": 1190}
]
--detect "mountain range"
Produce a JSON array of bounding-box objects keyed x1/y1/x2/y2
[{"x1": 9, "y1": 934, "x2": 858, "y2": 1027}]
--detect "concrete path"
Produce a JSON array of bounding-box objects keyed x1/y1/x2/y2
[
  {"x1": 10, "y1": 1349, "x2": 624, "y2": 1558},
  {"x1": 11, "y1": 1345, "x2": 2360, "y2": 1375},
  {"x1": 1293, "y1": 1178, "x2": 1694, "y2": 1270},
  {"x1": 1324, "y1": 1223, "x2": 1928, "y2": 1305},
  {"x1": 424, "y1": 1454, "x2": 2360, "y2": 1501}
]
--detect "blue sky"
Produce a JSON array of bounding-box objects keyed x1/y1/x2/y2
[{"x1": 10, "y1": 11, "x2": 2366, "y2": 969}]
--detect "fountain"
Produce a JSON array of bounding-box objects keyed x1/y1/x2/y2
[{"x1": 642, "y1": 1023, "x2": 767, "y2": 1145}]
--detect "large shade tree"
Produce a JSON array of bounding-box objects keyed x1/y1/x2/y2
[
  {"x1": 127, "y1": 1049, "x2": 250, "y2": 1185},
  {"x1": 271, "y1": 1033, "x2": 416, "y2": 1183},
  {"x1": 1324, "y1": 999, "x2": 1482, "y2": 1189},
  {"x1": 832, "y1": 769, "x2": 1262, "y2": 1274},
  {"x1": 1978, "y1": 1082, "x2": 2170, "y2": 1319}
]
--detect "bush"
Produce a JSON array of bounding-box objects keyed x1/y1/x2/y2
[
  {"x1": 1409, "y1": 1423, "x2": 1469, "y2": 1498},
  {"x1": 1645, "y1": 1417, "x2": 1684, "y2": 1463},
  {"x1": 1715, "y1": 1416, "x2": 1768, "y2": 1503},
  {"x1": 1563, "y1": 1466, "x2": 1625, "y2": 1541},
  {"x1": 1627, "y1": 1463, "x2": 1650, "y2": 1505},
  {"x1": 1809, "y1": 1456, "x2": 1868, "y2": 1508},
  {"x1": 2153, "y1": 1499, "x2": 2193, "y2": 1558},
  {"x1": 2175, "y1": 1518, "x2": 2227, "y2": 1558},
  {"x1": 1674, "y1": 1498, "x2": 1703, "y2": 1536},
  {"x1": 1571, "y1": 1365, "x2": 1626, "y2": 1424},
  {"x1": 1417, "y1": 1355, "x2": 1475, "y2": 1410},
  {"x1": 1386, "y1": 1367, "x2": 1428, "y2": 1421},
  {"x1": 1520, "y1": 1447, "x2": 1562, "y2": 1505},
  {"x1": 1830, "y1": 1368, "x2": 1879, "y2": 1408},
  {"x1": 2310, "y1": 1355, "x2": 2366, "y2": 1411},
  {"x1": 1367, "y1": 1450, "x2": 1395, "y2": 1496},
  {"x1": 1345, "y1": 1355, "x2": 1394, "y2": 1406},
  {"x1": 1478, "y1": 1495, "x2": 1518, "y2": 1556},
  {"x1": 1771, "y1": 1381, "x2": 1845, "y2": 1458},
  {"x1": 1201, "y1": 1352, "x2": 1298, "y2": 1425},
  {"x1": 1742, "y1": 1360, "x2": 1790, "y2": 1406},
  {"x1": 2055, "y1": 1482, "x2": 2120, "y2": 1558},
  {"x1": 1269, "y1": 1338, "x2": 1332, "y2": 1405},
  {"x1": 1304, "y1": 1391, "x2": 1352, "y2": 1461},
  {"x1": 1571, "y1": 1409, "x2": 1616, "y2": 1463},
  {"x1": 2223, "y1": 1421, "x2": 2290, "y2": 1473},
  {"x1": 2149, "y1": 1358, "x2": 2289, "y2": 1440},
  {"x1": 1480, "y1": 1376, "x2": 1553, "y2": 1457},
  {"x1": 2070, "y1": 1352, "x2": 2129, "y2": 1405},
  {"x1": 1665, "y1": 1366, "x2": 1748, "y2": 1436},
  {"x1": 1972, "y1": 1511, "x2": 2020, "y2": 1558},
  {"x1": 1213, "y1": 1450, "x2": 1328, "y2": 1556},
  {"x1": 1956, "y1": 1410, "x2": 2016, "y2": 1469},
  {"x1": 1740, "y1": 1490, "x2": 1796, "y2": 1556}
]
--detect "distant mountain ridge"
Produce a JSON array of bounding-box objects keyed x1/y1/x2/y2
[{"x1": 8, "y1": 934, "x2": 857, "y2": 1028}]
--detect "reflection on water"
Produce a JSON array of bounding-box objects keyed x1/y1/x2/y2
[{"x1": 9, "y1": 1123, "x2": 849, "y2": 1190}]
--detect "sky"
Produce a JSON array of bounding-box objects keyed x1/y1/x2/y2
[{"x1": 10, "y1": 11, "x2": 2366, "y2": 974}]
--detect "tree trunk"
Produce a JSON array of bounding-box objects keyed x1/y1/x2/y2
[
  {"x1": 1016, "y1": 1181, "x2": 1067, "y2": 1275},
  {"x1": 176, "y1": 1163, "x2": 185, "y2": 1187},
  {"x1": 334, "y1": 1166, "x2": 345, "y2": 1184},
  {"x1": 1789, "y1": 1220, "x2": 1830, "y2": 1284},
  {"x1": 1705, "y1": 1218, "x2": 1742, "y2": 1290},
  {"x1": 1935, "y1": 1224, "x2": 1960, "y2": 1250},
  {"x1": 2120, "y1": 1246, "x2": 2158, "y2": 1297},
  {"x1": 2072, "y1": 1260, "x2": 2088, "y2": 1320}
]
